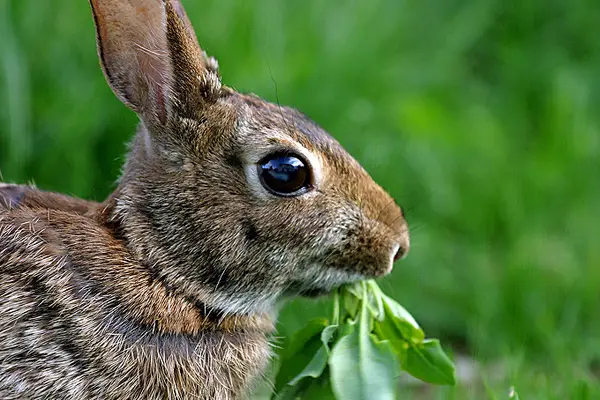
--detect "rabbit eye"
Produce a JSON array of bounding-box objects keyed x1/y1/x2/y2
[{"x1": 257, "y1": 153, "x2": 311, "y2": 196}]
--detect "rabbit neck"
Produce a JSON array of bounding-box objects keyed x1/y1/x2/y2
[
  {"x1": 93, "y1": 196, "x2": 275, "y2": 396},
  {"x1": 107, "y1": 128, "x2": 283, "y2": 317},
  {"x1": 97, "y1": 195, "x2": 276, "y2": 336}
]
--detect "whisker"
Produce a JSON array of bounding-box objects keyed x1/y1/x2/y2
[
  {"x1": 267, "y1": 64, "x2": 297, "y2": 136},
  {"x1": 403, "y1": 205, "x2": 418, "y2": 214},
  {"x1": 375, "y1": 197, "x2": 399, "y2": 223},
  {"x1": 388, "y1": 212, "x2": 408, "y2": 228}
]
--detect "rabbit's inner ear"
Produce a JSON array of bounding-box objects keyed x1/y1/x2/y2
[
  {"x1": 90, "y1": 0, "x2": 220, "y2": 126},
  {"x1": 90, "y1": 0, "x2": 169, "y2": 118}
]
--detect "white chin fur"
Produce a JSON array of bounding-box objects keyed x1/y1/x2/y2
[
  {"x1": 298, "y1": 264, "x2": 364, "y2": 289},
  {"x1": 208, "y1": 290, "x2": 279, "y2": 316},
  {"x1": 209, "y1": 267, "x2": 361, "y2": 316}
]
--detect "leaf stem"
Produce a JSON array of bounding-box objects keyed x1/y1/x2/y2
[
  {"x1": 332, "y1": 289, "x2": 340, "y2": 325},
  {"x1": 367, "y1": 280, "x2": 385, "y2": 321}
]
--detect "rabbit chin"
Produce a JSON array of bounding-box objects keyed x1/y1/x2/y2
[
  {"x1": 201, "y1": 265, "x2": 370, "y2": 316},
  {"x1": 281, "y1": 266, "x2": 365, "y2": 298},
  {"x1": 205, "y1": 268, "x2": 363, "y2": 315}
]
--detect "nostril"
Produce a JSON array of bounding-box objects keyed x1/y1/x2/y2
[
  {"x1": 393, "y1": 247, "x2": 402, "y2": 262},
  {"x1": 393, "y1": 245, "x2": 406, "y2": 262}
]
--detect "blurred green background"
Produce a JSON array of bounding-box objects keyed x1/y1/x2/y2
[{"x1": 1, "y1": 0, "x2": 599, "y2": 398}]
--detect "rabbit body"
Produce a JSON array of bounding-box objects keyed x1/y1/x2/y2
[
  {"x1": 0, "y1": 186, "x2": 271, "y2": 399},
  {"x1": 0, "y1": 0, "x2": 409, "y2": 398}
]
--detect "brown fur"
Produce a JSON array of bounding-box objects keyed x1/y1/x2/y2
[{"x1": 0, "y1": 0, "x2": 409, "y2": 399}]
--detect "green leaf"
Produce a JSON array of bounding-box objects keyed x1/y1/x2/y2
[
  {"x1": 342, "y1": 290, "x2": 360, "y2": 319},
  {"x1": 274, "y1": 376, "x2": 312, "y2": 400},
  {"x1": 347, "y1": 281, "x2": 383, "y2": 320},
  {"x1": 329, "y1": 330, "x2": 400, "y2": 400},
  {"x1": 282, "y1": 318, "x2": 329, "y2": 358},
  {"x1": 321, "y1": 324, "x2": 338, "y2": 348},
  {"x1": 345, "y1": 282, "x2": 364, "y2": 300},
  {"x1": 381, "y1": 294, "x2": 425, "y2": 344},
  {"x1": 288, "y1": 347, "x2": 329, "y2": 386},
  {"x1": 276, "y1": 370, "x2": 337, "y2": 400},
  {"x1": 274, "y1": 319, "x2": 329, "y2": 392},
  {"x1": 286, "y1": 324, "x2": 338, "y2": 386},
  {"x1": 339, "y1": 317, "x2": 358, "y2": 336},
  {"x1": 366, "y1": 281, "x2": 385, "y2": 321},
  {"x1": 301, "y1": 372, "x2": 337, "y2": 400},
  {"x1": 401, "y1": 339, "x2": 456, "y2": 385},
  {"x1": 328, "y1": 284, "x2": 400, "y2": 400},
  {"x1": 381, "y1": 294, "x2": 420, "y2": 329},
  {"x1": 373, "y1": 319, "x2": 409, "y2": 360}
]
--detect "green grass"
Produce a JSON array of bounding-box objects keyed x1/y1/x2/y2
[{"x1": 1, "y1": 0, "x2": 599, "y2": 398}]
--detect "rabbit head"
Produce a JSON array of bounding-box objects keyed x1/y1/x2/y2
[{"x1": 91, "y1": 0, "x2": 409, "y2": 315}]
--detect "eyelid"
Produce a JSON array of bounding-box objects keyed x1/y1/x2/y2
[
  {"x1": 258, "y1": 151, "x2": 308, "y2": 168},
  {"x1": 251, "y1": 145, "x2": 322, "y2": 184}
]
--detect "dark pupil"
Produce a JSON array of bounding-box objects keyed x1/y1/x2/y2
[{"x1": 259, "y1": 155, "x2": 308, "y2": 195}]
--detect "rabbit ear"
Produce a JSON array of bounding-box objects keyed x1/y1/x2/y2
[
  {"x1": 170, "y1": 0, "x2": 200, "y2": 48},
  {"x1": 90, "y1": 0, "x2": 219, "y2": 125}
]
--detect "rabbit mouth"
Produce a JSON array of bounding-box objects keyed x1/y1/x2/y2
[
  {"x1": 283, "y1": 268, "x2": 364, "y2": 298},
  {"x1": 283, "y1": 281, "x2": 333, "y2": 298},
  {"x1": 298, "y1": 287, "x2": 331, "y2": 298}
]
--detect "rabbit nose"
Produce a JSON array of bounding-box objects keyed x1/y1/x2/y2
[
  {"x1": 393, "y1": 245, "x2": 407, "y2": 262},
  {"x1": 392, "y1": 233, "x2": 410, "y2": 262},
  {"x1": 393, "y1": 247, "x2": 403, "y2": 262}
]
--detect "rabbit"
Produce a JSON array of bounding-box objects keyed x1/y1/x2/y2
[
  {"x1": 0, "y1": 183, "x2": 97, "y2": 214},
  {"x1": 0, "y1": 0, "x2": 410, "y2": 399}
]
